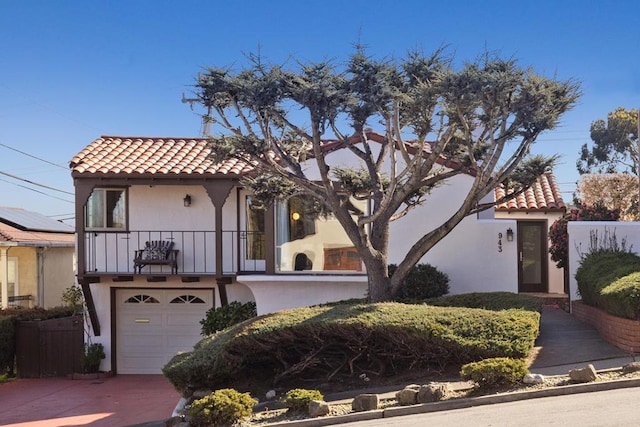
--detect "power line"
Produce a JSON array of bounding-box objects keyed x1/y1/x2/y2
[
  {"x1": 0, "y1": 170, "x2": 73, "y2": 195},
  {"x1": 0, "y1": 142, "x2": 68, "y2": 169},
  {"x1": 0, "y1": 177, "x2": 73, "y2": 203}
]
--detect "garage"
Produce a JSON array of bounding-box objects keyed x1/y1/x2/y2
[{"x1": 116, "y1": 288, "x2": 213, "y2": 374}]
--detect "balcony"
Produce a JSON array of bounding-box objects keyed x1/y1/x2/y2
[{"x1": 82, "y1": 230, "x2": 266, "y2": 277}]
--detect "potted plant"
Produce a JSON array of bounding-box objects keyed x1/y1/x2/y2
[{"x1": 81, "y1": 343, "x2": 105, "y2": 374}]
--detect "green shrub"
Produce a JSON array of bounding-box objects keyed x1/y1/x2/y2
[
  {"x1": 61, "y1": 285, "x2": 84, "y2": 311},
  {"x1": 163, "y1": 301, "x2": 539, "y2": 394},
  {"x1": 0, "y1": 306, "x2": 76, "y2": 321},
  {"x1": 460, "y1": 357, "x2": 528, "y2": 389},
  {"x1": 282, "y1": 388, "x2": 324, "y2": 412},
  {"x1": 81, "y1": 343, "x2": 105, "y2": 373},
  {"x1": 0, "y1": 316, "x2": 15, "y2": 375},
  {"x1": 427, "y1": 292, "x2": 543, "y2": 312},
  {"x1": 389, "y1": 263, "x2": 449, "y2": 301},
  {"x1": 188, "y1": 388, "x2": 256, "y2": 427},
  {"x1": 598, "y1": 272, "x2": 640, "y2": 320},
  {"x1": 575, "y1": 251, "x2": 640, "y2": 307},
  {"x1": 200, "y1": 301, "x2": 257, "y2": 335}
]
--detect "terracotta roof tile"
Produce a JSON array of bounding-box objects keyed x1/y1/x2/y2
[
  {"x1": 70, "y1": 136, "x2": 255, "y2": 177},
  {"x1": 495, "y1": 172, "x2": 566, "y2": 212},
  {"x1": 0, "y1": 222, "x2": 74, "y2": 245}
]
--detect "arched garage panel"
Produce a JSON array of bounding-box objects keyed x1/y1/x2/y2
[{"x1": 115, "y1": 288, "x2": 213, "y2": 374}]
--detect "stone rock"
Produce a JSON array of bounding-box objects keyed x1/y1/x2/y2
[
  {"x1": 352, "y1": 394, "x2": 379, "y2": 412},
  {"x1": 622, "y1": 362, "x2": 640, "y2": 374},
  {"x1": 417, "y1": 382, "x2": 451, "y2": 403},
  {"x1": 308, "y1": 400, "x2": 330, "y2": 417},
  {"x1": 569, "y1": 364, "x2": 598, "y2": 383},
  {"x1": 523, "y1": 373, "x2": 545, "y2": 385},
  {"x1": 265, "y1": 390, "x2": 277, "y2": 400},
  {"x1": 395, "y1": 388, "x2": 418, "y2": 406}
]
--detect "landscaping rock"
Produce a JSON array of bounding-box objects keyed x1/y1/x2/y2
[
  {"x1": 395, "y1": 388, "x2": 418, "y2": 406},
  {"x1": 622, "y1": 362, "x2": 640, "y2": 374},
  {"x1": 265, "y1": 389, "x2": 277, "y2": 400},
  {"x1": 417, "y1": 382, "x2": 451, "y2": 403},
  {"x1": 569, "y1": 364, "x2": 598, "y2": 383},
  {"x1": 352, "y1": 394, "x2": 379, "y2": 412},
  {"x1": 308, "y1": 400, "x2": 330, "y2": 417},
  {"x1": 523, "y1": 373, "x2": 545, "y2": 385}
]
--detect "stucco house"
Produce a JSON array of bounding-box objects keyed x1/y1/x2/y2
[
  {"x1": 0, "y1": 207, "x2": 75, "y2": 309},
  {"x1": 70, "y1": 132, "x2": 556, "y2": 374}
]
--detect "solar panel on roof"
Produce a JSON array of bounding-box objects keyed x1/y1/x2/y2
[{"x1": 0, "y1": 207, "x2": 74, "y2": 233}]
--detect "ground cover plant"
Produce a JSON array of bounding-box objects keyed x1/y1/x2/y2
[
  {"x1": 427, "y1": 292, "x2": 543, "y2": 312},
  {"x1": 163, "y1": 301, "x2": 539, "y2": 396}
]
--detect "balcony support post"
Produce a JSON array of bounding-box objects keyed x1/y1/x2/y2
[{"x1": 204, "y1": 180, "x2": 236, "y2": 307}]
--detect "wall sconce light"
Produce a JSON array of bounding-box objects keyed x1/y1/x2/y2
[
  {"x1": 506, "y1": 228, "x2": 514, "y2": 242},
  {"x1": 183, "y1": 194, "x2": 192, "y2": 207},
  {"x1": 291, "y1": 211, "x2": 300, "y2": 221}
]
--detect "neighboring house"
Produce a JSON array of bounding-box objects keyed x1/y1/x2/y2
[
  {"x1": 494, "y1": 173, "x2": 567, "y2": 295},
  {"x1": 0, "y1": 207, "x2": 75, "y2": 309},
  {"x1": 70, "y1": 132, "x2": 551, "y2": 374}
]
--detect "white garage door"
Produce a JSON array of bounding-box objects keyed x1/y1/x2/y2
[{"x1": 116, "y1": 289, "x2": 213, "y2": 374}]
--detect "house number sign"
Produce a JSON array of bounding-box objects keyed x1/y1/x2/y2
[{"x1": 498, "y1": 232, "x2": 503, "y2": 253}]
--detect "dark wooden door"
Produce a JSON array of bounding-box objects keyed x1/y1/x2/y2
[{"x1": 518, "y1": 221, "x2": 548, "y2": 293}]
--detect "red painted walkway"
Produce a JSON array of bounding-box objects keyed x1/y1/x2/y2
[{"x1": 0, "y1": 375, "x2": 180, "y2": 427}]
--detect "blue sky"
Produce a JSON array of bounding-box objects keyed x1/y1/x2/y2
[{"x1": 1, "y1": 0, "x2": 638, "y2": 223}]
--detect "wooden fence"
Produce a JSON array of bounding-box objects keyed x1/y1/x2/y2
[{"x1": 15, "y1": 316, "x2": 83, "y2": 378}]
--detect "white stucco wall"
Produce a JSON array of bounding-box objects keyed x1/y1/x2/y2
[
  {"x1": 567, "y1": 222, "x2": 640, "y2": 303},
  {"x1": 387, "y1": 173, "x2": 518, "y2": 295},
  {"x1": 495, "y1": 211, "x2": 565, "y2": 294},
  {"x1": 128, "y1": 185, "x2": 217, "y2": 231},
  {"x1": 238, "y1": 275, "x2": 367, "y2": 315}
]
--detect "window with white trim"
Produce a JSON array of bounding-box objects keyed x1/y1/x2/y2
[{"x1": 86, "y1": 188, "x2": 127, "y2": 230}]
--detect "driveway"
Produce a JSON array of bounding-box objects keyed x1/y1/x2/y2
[{"x1": 0, "y1": 375, "x2": 180, "y2": 427}]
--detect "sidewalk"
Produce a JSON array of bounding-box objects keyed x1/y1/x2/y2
[{"x1": 528, "y1": 306, "x2": 637, "y2": 375}]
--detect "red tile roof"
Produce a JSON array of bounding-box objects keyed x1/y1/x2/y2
[
  {"x1": 495, "y1": 172, "x2": 566, "y2": 212},
  {"x1": 70, "y1": 136, "x2": 256, "y2": 177},
  {"x1": 0, "y1": 222, "x2": 75, "y2": 245}
]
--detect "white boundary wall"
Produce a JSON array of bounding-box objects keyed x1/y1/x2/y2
[{"x1": 567, "y1": 222, "x2": 640, "y2": 302}]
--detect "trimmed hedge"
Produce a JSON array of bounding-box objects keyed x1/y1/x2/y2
[
  {"x1": 163, "y1": 301, "x2": 539, "y2": 394},
  {"x1": 575, "y1": 251, "x2": 640, "y2": 308},
  {"x1": 427, "y1": 292, "x2": 543, "y2": 313},
  {"x1": 599, "y1": 272, "x2": 640, "y2": 320}
]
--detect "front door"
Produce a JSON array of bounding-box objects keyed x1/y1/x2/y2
[{"x1": 518, "y1": 221, "x2": 548, "y2": 293}]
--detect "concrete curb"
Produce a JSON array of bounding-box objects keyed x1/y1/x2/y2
[{"x1": 262, "y1": 377, "x2": 640, "y2": 427}]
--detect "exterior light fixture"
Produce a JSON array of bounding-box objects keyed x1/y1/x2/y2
[
  {"x1": 183, "y1": 194, "x2": 192, "y2": 207},
  {"x1": 291, "y1": 212, "x2": 301, "y2": 221},
  {"x1": 506, "y1": 228, "x2": 514, "y2": 242}
]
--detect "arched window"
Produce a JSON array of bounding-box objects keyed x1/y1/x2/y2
[
  {"x1": 170, "y1": 295, "x2": 205, "y2": 304},
  {"x1": 124, "y1": 294, "x2": 159, "y2": 304}
]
